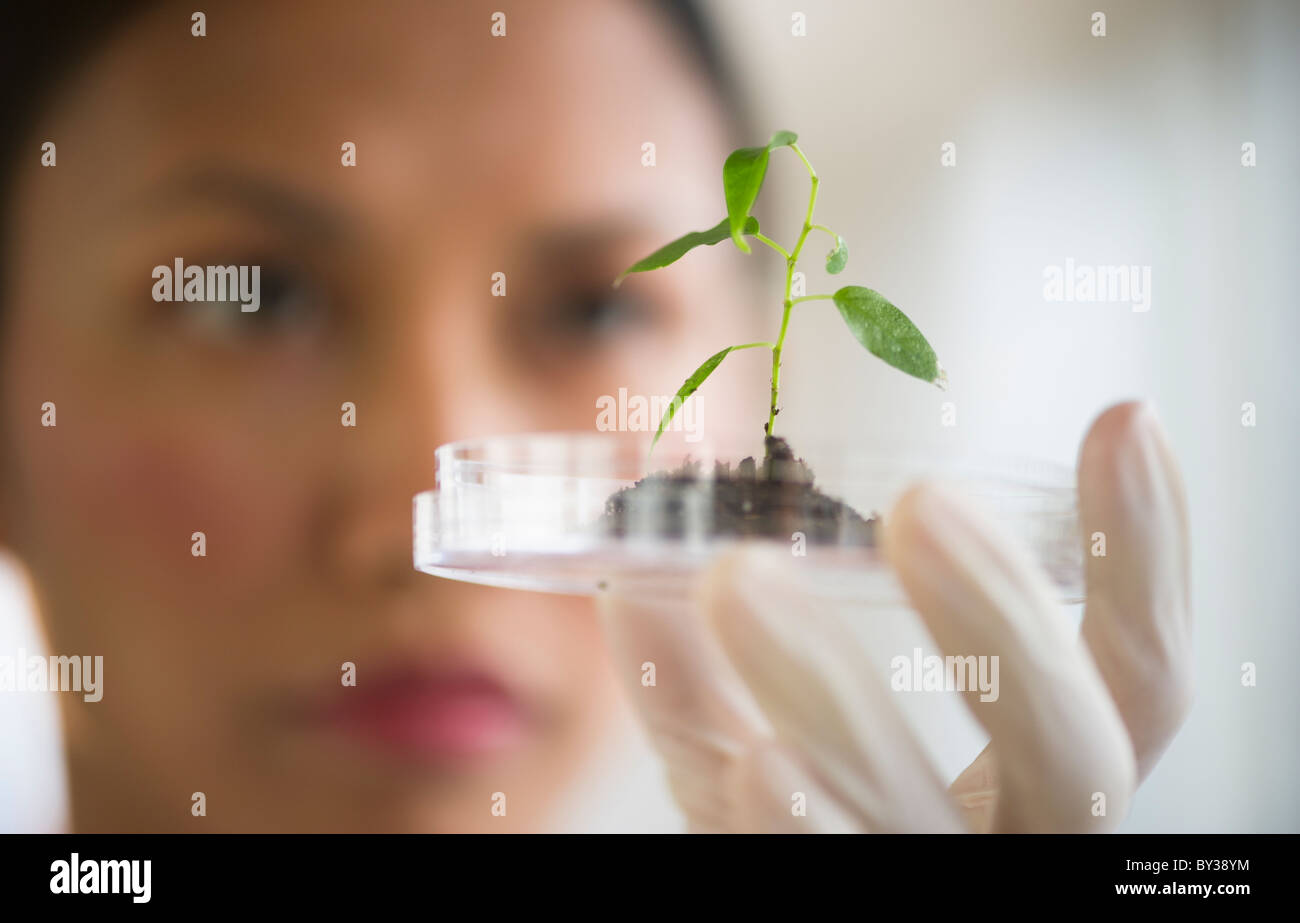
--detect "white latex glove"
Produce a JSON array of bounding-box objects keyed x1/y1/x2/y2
[{"x1": 597, "y1": 402, "x2": 1192, "y2": 833}]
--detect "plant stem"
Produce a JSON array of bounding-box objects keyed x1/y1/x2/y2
[
  {"x1": 766, "y1": 142, "x2": 820, "y2": 438},
  {"x1": 752, "y1": 233, "x2": 790, "y2": 260},
  {"x1": 809, "y1": 223, "x2": 839, "y2": 244},
  {"x1": 790, "y1": 294, "x2": 833, "y2": 305}
]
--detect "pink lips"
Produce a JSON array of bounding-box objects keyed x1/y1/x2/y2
[{"x1": 315, "y1": 665, "x2": 530, "y2": 762}]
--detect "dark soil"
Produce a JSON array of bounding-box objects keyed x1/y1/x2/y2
[{"x1": 603, "y1": 436, "x2": 877, "y2": 546}]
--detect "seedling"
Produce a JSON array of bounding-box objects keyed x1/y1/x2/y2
[{"x1": 614, "y1": 130, "x2": 946, "y2": 453}]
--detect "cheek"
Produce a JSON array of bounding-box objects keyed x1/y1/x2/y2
[
  {"x1": 93, "y1": 426, "x2": 302, "y2": 566},
  {"x1": 10, "y1": 373, "x2": 316, "y2": 603}
]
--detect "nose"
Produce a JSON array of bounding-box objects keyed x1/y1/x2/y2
[{"x1": 322, "y1": 287, "x2": 518, "y2": 592}]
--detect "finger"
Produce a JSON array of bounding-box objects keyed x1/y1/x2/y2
[
  {"x1": 1077, "y1": 401, "x2": 1193, "y2": 780},
  {"x1": 702, "y1": 547, "x2": 966, "y2": 833},
  {"x1": 885, "y1": 483, "x2": 1136, "y2": 832},
  {"x1": 948, "y1": 401, "x2": 1191, "y2": 823},
  {"x1": 948, "y1": 744, "x2": 998, "y2": 833},
  {"x1": 597, "y1": 572, "x2": 853, "y2": 832}
]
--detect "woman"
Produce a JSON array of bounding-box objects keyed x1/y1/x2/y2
[{"x1": 0, "y1": 0, "x2": 1190, "y2": 833}]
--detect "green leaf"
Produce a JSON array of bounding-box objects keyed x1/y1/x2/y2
[
  {"x1": 831, "y1": 286, "x2": 942, "y2": 384},
  {"x1": 723, "y1": 130, "x2": 799, "y2": 253},
  {"x1": 826, "y1": 234, "x2": 848, "y2": 274},
  {"x1": 614, "y1": 216, "x2": 760, "y2": 287},
  {"x1": 650, "y1": 346, "x2": 737, "y2": 452}
]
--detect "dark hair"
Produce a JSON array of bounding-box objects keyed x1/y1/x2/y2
[
  {"x1": 0, "y1": 0, "x2": 753, "y2": 327},
  {"x1": 652, "y1": 0, "x2": 756, "y2": 144}
]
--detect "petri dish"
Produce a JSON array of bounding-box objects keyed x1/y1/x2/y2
[{"x1": 412, "y1": 431, "x2": 1084, "y2": 604}]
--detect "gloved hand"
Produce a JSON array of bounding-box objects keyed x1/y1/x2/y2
[{"x1": 597, "y1": 402, "x2": 1192, "y2": 832}]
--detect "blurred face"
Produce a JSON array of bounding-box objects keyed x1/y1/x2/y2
[{"x1": 0, "y1": 0, "x2": 755, "y2": 831}]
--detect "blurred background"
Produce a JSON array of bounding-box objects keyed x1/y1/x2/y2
[{"x1": 3, "y1": 0, "x2": 1297, "y2": 832}]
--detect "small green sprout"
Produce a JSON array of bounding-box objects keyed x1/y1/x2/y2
[{"x1": 614, "y1": 131, "x2": 947, "y2": 453}]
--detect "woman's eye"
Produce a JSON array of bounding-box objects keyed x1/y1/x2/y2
[
  {"x1": 173, "y1": 262, "x2": 326, "y2": 341},
  {"x1": 250, "y1": 265, "x2": 322, "y2": 328},
  {"x1": 542, "y1": 287, "x2": 655, "y2": 340}
]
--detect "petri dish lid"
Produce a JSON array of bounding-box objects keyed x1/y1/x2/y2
[{"x1": 413, "y1": 431, "x2": 1083, "y2": 603}]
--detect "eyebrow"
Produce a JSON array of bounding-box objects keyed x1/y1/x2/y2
[
  {"x1": 520, "y1": 213, "x2": 660, "y2": 265},
  {"x1": 123, "y1": 167, "x2": 354, "y2": 243}
]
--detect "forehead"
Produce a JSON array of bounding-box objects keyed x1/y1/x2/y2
[{"x1": 21, "y1": 0, "x2": 730, "y2": 233}]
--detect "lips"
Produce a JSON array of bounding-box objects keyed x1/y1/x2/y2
[{"x1": 313, "y1": 663, "x2": 531, "y2": 763}]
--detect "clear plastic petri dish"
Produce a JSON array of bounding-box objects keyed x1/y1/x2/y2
[{"x1": 412, "y1": 431, "x2": 1084, "y2": 604}]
